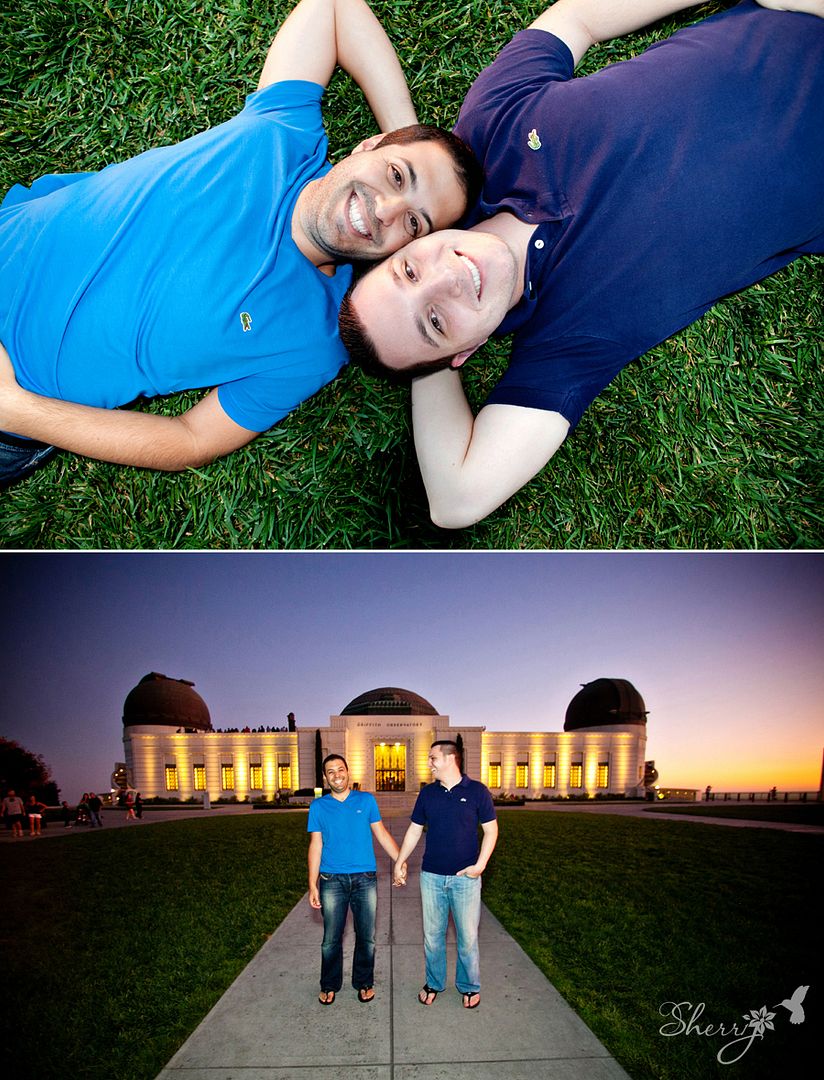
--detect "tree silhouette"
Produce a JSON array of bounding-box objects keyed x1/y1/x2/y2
[{"x1": 0, "y1": 737, "x2": 60, "y2": 802}]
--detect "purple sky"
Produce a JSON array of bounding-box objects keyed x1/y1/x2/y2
[{"x1": 1, "y1": 552, "x2": 821, "y2": 798}]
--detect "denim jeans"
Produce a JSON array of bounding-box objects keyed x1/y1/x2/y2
[
  {"x1": 319, "y1": 871, "x2": 377, "y2": 992},
  {"x1": 0, "y1": 434, "x2": 57, "y2": 489},
  {"x1": 420, "y1": 870, "x2": 482, "y2": 994}
]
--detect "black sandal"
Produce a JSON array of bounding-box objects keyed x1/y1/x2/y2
[
  {"x1": 418, "y1": 984, "x2": 440, "y2": 1006},
  {"x1": 357, "y1": 987, "x2": 375, "y2": 1003},
  {"x1": 462, "y1": 991, "x2": 481, "y2": 1009},
  {"x1": 318, "y1": 990, "x2": 336, "y2": 1005}
]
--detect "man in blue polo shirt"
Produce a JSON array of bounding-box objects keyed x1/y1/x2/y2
[
  {"x1": 307, "y1": 754, "x2": 402, "y2": 1004},
  {"x1": 341, "y1": 0, "x2": 824, "y2": 528},
  {"x1": 393, "y1": 740, "x2": 498, "y2": 1009},
  {"x1": 0, "y1": 0, "x2": 478, "y2": 486}
]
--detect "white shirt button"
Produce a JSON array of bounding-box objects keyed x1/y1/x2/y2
[{"x1": 535, "y1": 239, "x2": 545, "y2": 250}]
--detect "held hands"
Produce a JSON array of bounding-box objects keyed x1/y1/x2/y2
[
  {"x1": 392, "y1": 861, "x2": 408, "y2": 887},
  {"x1": 456, "y1": 864, "x2": 483, "y2": 879}
]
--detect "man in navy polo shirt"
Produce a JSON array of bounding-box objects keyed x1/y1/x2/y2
[
  {"x1": 393, "y1": 741, "x2": 498, "y2": 1009},
  {"x1": 307, "y1": 754, "x2": 403, "y2": 1004},
  {"x1": 341, "y1": 0, "x2": 824, "y2": 528}
]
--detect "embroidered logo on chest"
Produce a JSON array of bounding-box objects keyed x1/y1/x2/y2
[
  {"x1": 527, "y1": 128, "x2": 542, "y2": 151},
  {"x1": 240, "y1": 311, "x2": 253, "y2": 332}
]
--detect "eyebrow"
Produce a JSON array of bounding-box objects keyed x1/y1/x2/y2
[
  {"x1": 400, "y1": 157, "x2": 433, "y2": 233},
  {"x1": 388, "y1": 260, "x2": 440, "y2": 350},
  {"x1": 414, "y1": 313, "x2": 439, "y2": 349}
]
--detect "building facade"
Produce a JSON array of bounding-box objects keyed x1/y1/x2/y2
[{"x1": 122, "y1": 676, "x2": 651, "y2": 801}]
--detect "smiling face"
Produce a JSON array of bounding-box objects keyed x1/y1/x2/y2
[
  {"x1": 349, "y1": 228, "x2": 519, "y2": 370},
  {"x1": 323, "y1": 757, "x2": 351, "y2": 797},
  {"x1": 298, "y1": 139, "x2": 469, "y2": 263}
]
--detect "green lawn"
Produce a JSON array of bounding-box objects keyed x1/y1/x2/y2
[
  {"x1": 2, "y1": 0, "x2": 821, "y2": 547},
  {"x1": 2, "y1": 811, "x2": 820, "y2": 1079},
  {"x1": 483, "y1": 811, "x2": 822, "y2": 1079}
]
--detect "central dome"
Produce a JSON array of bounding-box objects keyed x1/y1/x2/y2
[
  {"x1": 564, "y1": 678, "x2": 647, "y2": 731},
  {"x1": 123, "y1": 672, "x2": 212, "y2": 732},
  {"x1": 341, "y1": 687, "x2": 438, "y2": 716}
]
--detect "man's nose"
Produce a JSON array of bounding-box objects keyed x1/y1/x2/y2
[
  {"x1": 429, "y1": 256, "x2": 463, "y2": 296},
  {"x1": 374, "y1": 193, "x2": 405, "y2": 225}
]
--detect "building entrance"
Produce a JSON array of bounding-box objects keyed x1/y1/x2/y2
[{"x1": 374, "y1": 743, "x2": 406, "y2": 791}]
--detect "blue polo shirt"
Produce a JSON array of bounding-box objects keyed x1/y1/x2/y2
[
  {"x1": 454, "y1": 1, "x2": 824, "y2": 429},
  {"x1": 0, "y1": 80, "x2": 351, "y2": 433},
  {"x1": 307, "y1": 789, "x2": 381, "y2": 874},
  {"x1": 411, "y1": 775, "x2": 496, "y2": 876}
]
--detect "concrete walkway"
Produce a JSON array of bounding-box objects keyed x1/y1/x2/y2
[{"x1": 156, "y1": 813, "x2": 630, "y2": 1080}]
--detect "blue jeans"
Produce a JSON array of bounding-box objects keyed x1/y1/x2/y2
[
  {"x1": 319, "y1": 871, "x2": 377, "y2": 992},
  {"x1": 420, "y1": 870, "x2": 482, "y2": 994},
  {"x1": 0, "y1": 433, "x2": 57, "y2": 488}
]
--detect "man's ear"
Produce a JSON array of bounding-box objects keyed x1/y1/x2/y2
[
  {"x1": 350, "y1": 134, "x2": 385, "y2": 155},
  {"x1": 450, "y1": 340, "x2": 487, "y2": 368}
]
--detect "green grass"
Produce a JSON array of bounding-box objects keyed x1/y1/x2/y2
[
  {"x1": 1, "y1": 0, "x2": 821, "y2": 547},
  {"x1": 2, "y1": 810, "x2": 821, "y2": 1078},
  {"x1": 483, "y1": 811, "x2": 822, "y2": 1079},
  {"x1": 0, "y1": 813, "x2": 309, "y2": 1080}
]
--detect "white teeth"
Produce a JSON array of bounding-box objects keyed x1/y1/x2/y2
[
  {"x1": 459, "y1": 254, "x2": 481, "y2": 298},
  {"x1": 349, "y1": 194, "x2": 369, "y2": 237}
]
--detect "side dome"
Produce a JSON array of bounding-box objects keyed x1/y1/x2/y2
[
  {"x1": 123, "y1": 672, "x2": 212, "y2": 732},
  {"x1": 341, "y1": 687, "x2": 438, "y2": 715},
  {"x1": 564, "y1": 678, "x2": 647, "y2": 731}
]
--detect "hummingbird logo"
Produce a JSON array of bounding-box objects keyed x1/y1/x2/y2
[
  {"x1": 527, "y1": 128, "x2": 542, "y2": 151},
  {"x1": 240, "y1": 311, "x2": 253, "y2": 333},
  {"x1": 776, "y1": 985, "x2": 808, "y2": 1025}
]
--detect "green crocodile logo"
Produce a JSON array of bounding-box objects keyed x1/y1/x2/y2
[
  {"x1": 527, "y1": 128, "x2": 542, "y2": 151},
  {"x1": 240, "y1": 311, "x2": 253, "y2": 333}
]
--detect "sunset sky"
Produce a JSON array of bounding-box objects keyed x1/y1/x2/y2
[{"x1": 1, "y1": 551, "x2": 821, "y2": 799}]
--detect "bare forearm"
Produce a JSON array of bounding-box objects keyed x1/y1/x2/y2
[
  {"x1": 476, "y1": 822, "x2": 498, "y2": 872},
  {"x1": 332, "y1": 0, "x2": 417, "y2": 130},
  {"x1": 373, "y1": 821, "x2": 401, "y2": 861},
  {"x1": 411, "y1": 369, "x2": 479, "y2": 528},
  {"x1": 533, "y1": 0, "x2": 703, "y2": 64},
  {"x1": 3, "y1": 388, "x2": 214, "y2": 470},
  {"x1": 395, "y1": 822, "x2": 424, "y2": 866},
  {"x1": 308, "y1": 840, "x2": 321, "y2": 890}
]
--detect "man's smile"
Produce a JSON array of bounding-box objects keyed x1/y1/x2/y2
[
  {"x1": 458, "y1": 253, "x2": 482, "y2": 299},
  {"x1": 348, "y1": 191, "x2": 373, "y2": 241}
]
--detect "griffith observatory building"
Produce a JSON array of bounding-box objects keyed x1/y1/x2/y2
[{"x1": 121, "y1": 675, "x2": 653, "y2": 801}]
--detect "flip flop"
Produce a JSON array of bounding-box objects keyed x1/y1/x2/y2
[
  {"x1": 462, "y1": 992, "x2": 481, "y2": 1009},
  {"x1": 418, "y1": 985, "x2": 440, "y2": 1006},
  {"x1": 357, "y1": 987, "x2": 375, "y2": 1003},
  {"x1": 318, "y1": 990, "x2": 336, "y2": 1005}
]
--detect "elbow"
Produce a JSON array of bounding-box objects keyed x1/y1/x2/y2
[{"x1": 428, "y1": 495, "x2": 486, "y2": 531}]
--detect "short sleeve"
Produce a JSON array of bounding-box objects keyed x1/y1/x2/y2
[
  {"x1": 307, "y1": 799, "x2": 321, "y2": 833},
  {"x1": 487, "y1": 334, "x2": 635, "y2": 430},
  {"x1": 367, "y1": 794, "x2": 381, "y2": 824},
  {"x1": 410, "y1": 790, "x2": 427, "y2": 826},
  {"x1": 478, "y1": 785, "x2": 497, "y2": 824},
  {"x1": 241, "y1": 79, "x2": 325, "y2": 121}
]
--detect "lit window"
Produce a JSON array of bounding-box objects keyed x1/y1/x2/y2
[
  {"x1": 488, "y1": 763, "x2": 501, "y2": 788},
  {"x1": 278, "y1": 765, "x2": 292, "y2": 790},
  {"x1": 221, "y1": 764, "x2": 235, "y2": 790},
  {"x1": 165, "y1": 765, "x2": 179, "y2": 791},
  {"x1": 516, "y1": 762, "x2": 529, "y2": 788},
  {"x1": 249, "y1": 764, "x2": 263, "y2": 790},
  {"x1": 543, "y1": 762, "x2": 556, "y2": 788},
  {"x1": 597, "y1": 762, "x2": 609, "y2": 788},
  {"x1": 569, "y1": 763, "x2": 582, "y2": 788},
  {"x1": 194, "y1": 765, "x2": 207, "y2": 791}
]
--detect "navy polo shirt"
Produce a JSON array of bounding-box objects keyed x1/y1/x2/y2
[
  {"x1": 454, "y1": 1, "x2": 824, "y2": 429},
  {"x1": 411, "y1": 775, "x2": 496, "y2": 876}
]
